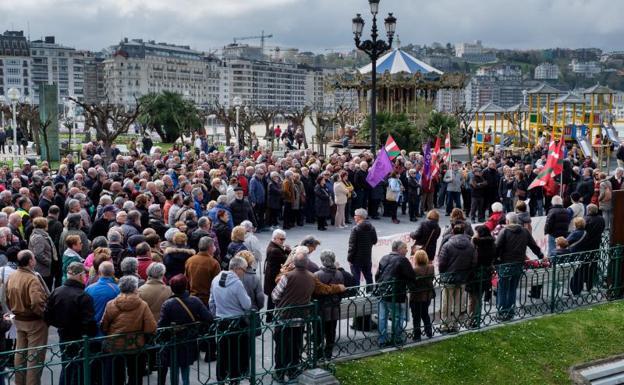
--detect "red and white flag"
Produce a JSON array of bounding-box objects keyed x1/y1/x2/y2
[
  {"x1": 442, "y1": 131, "x2": 451, "y2": 164},
  {"x1": 430, "y1": 137, "x2": 441, "y2": 181},
  {"x1": 528, "y1": 137, "x2": 565, "y2": 190}
]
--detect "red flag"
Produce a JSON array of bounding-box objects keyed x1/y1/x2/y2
[
  {"x1": 384, "y1": 135, "x2": 401, "y2": 160},
  {"x1": 430, "y1": 137, "x2": 441, "y2": 180},
  {"x1": 528, "y1": 138, "x2": 565, "y2": 190}
]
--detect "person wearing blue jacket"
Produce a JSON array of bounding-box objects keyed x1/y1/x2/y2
[{"x1": 208, "y1": 257, "x2": 252, "y2": 383}]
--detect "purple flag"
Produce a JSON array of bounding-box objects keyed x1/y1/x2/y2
[
  {"x1": 423, "y1": 142, "x2": 431, "y2": 181},
  {"x1": 366, "y1": 148, "x2": 394, "y2": 188}
]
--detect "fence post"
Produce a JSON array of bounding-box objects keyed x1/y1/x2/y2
[
  {"x1": 476, "y1": 266, "x2": 483, "y2": 329},
  {"x1": 549, "y1": 262, "x2": 557, "y2": 314},
  {"x1": 391, "y1": 280, "x2": 397, "y2": 345},
  {"x1": 82, "y1": 335, "x2": 90, "y2": 385},
  {"x1": 312, "y1": 301, "x2": 320, "y2": 368},
  {"x1": 171, "y1": 324, "x2": 178, "y2": 385},
  {"x1": 614, "y1": 248, "x2": 622, "y2": 297},
  {"x1": 248, "y1": 312, "x2": 257, "y2": 385}
]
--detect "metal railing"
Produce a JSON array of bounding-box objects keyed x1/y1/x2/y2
[{"x1": 0, "y1": 243, "x2": 622, "y2": 385}]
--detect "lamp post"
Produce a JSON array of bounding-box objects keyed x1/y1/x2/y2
[
  {"x1": 7, "y1": 88, "x2": 20, "y2": 164},
  {"x1": 352, "y1": 0, "x2": 396, "y2": 153},
  {"x1": 233, "y1": 96, "x2": 242, "y2": 150},
  {"x1": 0, "y1": 95, "x2": 5, "y2": 128}
]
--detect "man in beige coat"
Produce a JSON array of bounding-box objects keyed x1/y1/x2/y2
[{"x1": 6, "y1": 250, "x2": 49, "y2": 385}]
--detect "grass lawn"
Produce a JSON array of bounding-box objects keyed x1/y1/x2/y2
[{"x1": 335, "y1": 301, "x2": 624, "y2": 385}]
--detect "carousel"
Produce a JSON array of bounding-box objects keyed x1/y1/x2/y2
[{"x1": 328, "y1": 47, "x2": 466, "y2": 146}]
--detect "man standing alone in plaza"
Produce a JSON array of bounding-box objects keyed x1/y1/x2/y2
[
  {"x1": 347, "y1": 208, "x2": 378, "y2": 285},
  {"x1": 6, "y1": 250, "x2": 49, "y2": 385}
]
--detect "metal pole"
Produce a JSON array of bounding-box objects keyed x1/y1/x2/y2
[
  {"x1": 371, "y1": 54, "x2": 377, "y2": 153},
  {"x1": 236, "y1": 106, "x2": 240, "y2": 150},
  {"x1": 11, "y1": 102, "x2": 17, "y2": 164}
]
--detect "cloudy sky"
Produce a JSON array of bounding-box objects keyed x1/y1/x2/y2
[{"x1": 1, "y1": 0, "x2": 622, "y2": 53}]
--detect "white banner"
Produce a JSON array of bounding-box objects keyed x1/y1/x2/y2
[{"x1": 371, "y1": 216, "x2": 548, "y2": 273}]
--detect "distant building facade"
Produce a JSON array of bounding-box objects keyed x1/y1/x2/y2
[
  {"x1": 534, "y1": 63, "x2": 560, "y2": 80},
  {"x1": 30, "y1": 36, "x2": 85, "y2": 104},
  {"x1": 569, "y1": 59, "x2": 601, "y2": 78},
  {"x1": 103, "y1": 38, "x2": 220, "y2": 106},
  {"x1": 465, "y1": 65, "x2": 526, "y2": 110},
  {"x1": 0, "y1": 31, "x2": 32, "y2": 99}
]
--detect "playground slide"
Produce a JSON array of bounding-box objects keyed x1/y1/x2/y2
[
  {"x1": 605, "y1": 126, "x2": 620, "y2": 146},
  {"x1": 576, "y1": 137, "x2": 599, "y2": 163}
]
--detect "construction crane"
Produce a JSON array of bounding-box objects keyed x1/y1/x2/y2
[{"x1": 233, "y1": 30, "x2": 273, "y2": 54}]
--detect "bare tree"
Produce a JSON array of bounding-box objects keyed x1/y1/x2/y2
[
  {"x1": 283, "y1": 106, "x2": 311, "y2": 148},
  {"x1": 37, "y1": 117, "x2": 53, "y2": 163},
  {"x1": 255, "y1": 106, "x2": 281, "y2": 150},
  {"x1": 209, "y1": 101, "x2": 236, "y2": 147},
  {"x1": 309, "y1": 104, "x2": 335, "y2": 156},
  {"x1": 71, "y1": 98, "x2": 141, "y2": 164},
  {"x1": 237, "y1": 106, "x2": 259, "y2": 150}
]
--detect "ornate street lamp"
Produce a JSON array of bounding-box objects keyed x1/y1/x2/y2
[
  {"x1": 7, "y1": 87, "x2": 21, "y2": 164},
  {"x1": 233, "y1": 96, "x2": 242, "y2": 150},
  {"x1": 352, "y1": 0, "x2": 396, "y2": 152}
]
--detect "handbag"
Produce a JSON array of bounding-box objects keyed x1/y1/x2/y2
[{"x1": 385, "y1": 188, "x2": 396, "y2": 202}]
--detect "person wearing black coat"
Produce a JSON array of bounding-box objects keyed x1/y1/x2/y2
[
  {"x1": 266, "y1": 173, "x2": 283, "y2": 228},
  {"x1": 314, "y1": 176, "x2": 331, "y2": 231},
  {"x1": 482, "y1": 161, "x2": 500, "y2": 217},
  {"x1": 470, "y1": 168, "x2": 488, "y2": 222},
  {"x1": 407, "y1": 169, "x2": 421, "y2": 222},
  {"x1": 44, "y1": 262, "x2": 97, "y2": 385},
  {"x1": 89, "y1": 207, "x2": 116, "y2": 240},
  {"x1": 213, "y1": 213, "x2": 232, "y2": 263},
  {"x1": 466, "y1": 226, "x2": 496, "y2": 327},
  {"x1": 410, "y1": 210, "x2": 441, "y2": 262},
  {"x1": 158, "y1": 274, "x2": 212, "y2": 385},
  {"x1": 314, "y1": 250, "x2": 345, "y2": 359},
  {"x1": 544, "y1": 196, "x2": 570, "y2": 257},
  {"x1": 148, "y1": 206, "x2": 170, "y2": 240},
  {"x1": 353, "y1": 166, "x2": 370, "y2": 211},
  {"x1": 53, "y1": 184, "x2": 68, "y2": 223},
  {"x1": 347, "y1": 209, "x2": 378, "y2": 285},
  {"x1": 576, "y1": 170, "x2": 595, "y2": 205},
  {"x1": 263, "y1": 235, "x2": 290, "y2": 321},
  {"x1": 229, "y1": 189, "x2": 257, "y2": 228}
]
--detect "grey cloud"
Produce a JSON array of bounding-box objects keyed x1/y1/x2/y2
[{"x1": 1, "y1": 0, "x2": 623, "y2": 52}]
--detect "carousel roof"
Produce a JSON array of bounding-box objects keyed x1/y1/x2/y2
[
  {"x1": 358, "y1": 48, "x2": 443, "y2": 75},
  {"x1": 582, "y1": 84, "x2": 615, "y2": 94}
]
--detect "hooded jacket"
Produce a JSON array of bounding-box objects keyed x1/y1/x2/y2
[
  {"x1": 163, "y1": 247, "x2": 195, "y2": 280},
  {"x1": 100, "y1": 293, "x2": 157, "y2": 350},
  {"x1": 208, "y1": 271, "x2": 251, "y2": 318}
]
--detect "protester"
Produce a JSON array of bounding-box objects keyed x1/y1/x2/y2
[
  {"x1": 409, "y1": 250, "x2": 434, "y2": 341},
  {"x1": 347, "y1": 208, "x2": 378, "y2": 285}
]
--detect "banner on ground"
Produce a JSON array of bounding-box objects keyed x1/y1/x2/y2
[{"x1": 370, "y1": 216, "x2": 547, "y2": 274}]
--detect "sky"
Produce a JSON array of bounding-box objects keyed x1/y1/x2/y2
[{"x1": 1, "y1": 0, "x2": 623, "y2": 53}]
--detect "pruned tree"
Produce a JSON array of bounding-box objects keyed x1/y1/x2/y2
[
  {"x1": 236, "y1": 106, "x2": 259, "y2": 150},
  {"x1": 71, "y1": 97, "x2": 141, "y2": 163},
  {"x1": 283, "y1": 106, "x2": 311, "y2": 148},
  {"x1": 255, "y1": 106, "x2": 281, "y2": 150},
  {"x1": 309, "y1": 104, "x2": 336, "y2": 156},
  {"x1": 37, "y1": 117, "x2": 53, "y2": 163},
  {"x1": 209, "y1": 102, "x2": 236, "y2": 147}
]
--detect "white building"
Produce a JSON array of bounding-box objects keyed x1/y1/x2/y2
[
  {"x1": 30, "y1": 36, "x2": 85, "y2": 104},
  {"x1": 0, "y1": 31, "x2": 32, "y2": 100},
  {"x1": 570, "y1": 59, "x2": 601, "y2": 77},
  {"x1": 305, "y1": 69, "x2": 324, "y2": 108},
  {"x1": 534, "y1": 63, "x2": 560, "y2": 80},
  {"x1": 220, "y1": 58, "x2": 307, "y2": 110},
  {"x1": 435, "y1": 88, "x2": 464, "y2": 112},
  {"x1": 455, "y1": 40, "x2": 483, "y2": 58},
  {"x1": 103, "y1": 38, "x2": 220, "y2": 106}
]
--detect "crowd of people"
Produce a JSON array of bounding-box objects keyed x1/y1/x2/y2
[{"x1": 0, "y1": 130, "x2": 617, "y2": 385}]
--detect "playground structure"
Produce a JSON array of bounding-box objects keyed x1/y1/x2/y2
[{"x1": 473, "y1": 83, "x2": 620, "y2": 167}]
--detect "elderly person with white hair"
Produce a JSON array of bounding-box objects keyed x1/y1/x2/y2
[
  {"x1": 147, "y1": 203, "x2": 169, "y2": 239},
  {"x1": 137, "y1": 262, "x2": 172, "y2": 323},
  {"x1": 544, "y1": 195, "x2": 570, "y2": 257},
  {"x1": 314, "y1": 250, "x2": 345, "y2": 359},
  {"x1": 263, "y1": 229, "x2": 290, "y2": 320},
  {"x1": 241, "y1": 220, "x2": 263, "y2": 275},
  {"x1": 100, "y1": 275, "x2": 156, "y2": 385}
]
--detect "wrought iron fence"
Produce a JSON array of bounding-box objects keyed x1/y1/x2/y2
[{"x1": 0, "y1": 243, "x2": 622, "y2": 385}]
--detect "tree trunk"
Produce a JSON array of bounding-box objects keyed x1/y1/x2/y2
[{"x1": 224, "y1": 123, "x2": 231, "y2": 147}]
